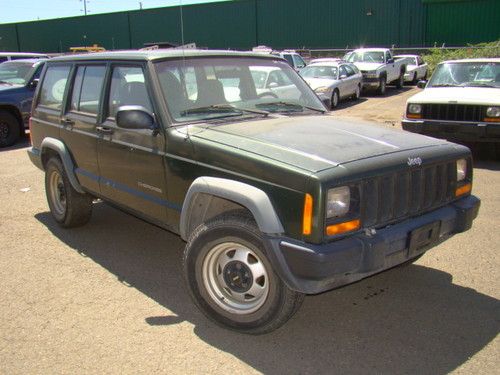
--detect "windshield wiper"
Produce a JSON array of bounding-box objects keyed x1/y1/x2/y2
[
  {"x1": 181, "y1": 104, "x2": 269, "y2": 117},
  {"x1": 0, "y1": 80, "x2": 13, "y2": 85},
  {"x1": 430, "y1": 84, "x2": 461, "y2": 87},
  {"x1": 460, "y1": 82, "x2": 498, "y2": 88},
  {"x1": 256, "y1": 101, "x2": 325, "y2": 113}
]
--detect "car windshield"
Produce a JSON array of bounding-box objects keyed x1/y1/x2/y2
[
  {"x1": 154, "y1": 57, "x2": 325, "y2": 123},
  {"x1": 300, "y1": 65, "x2": 338, "y2": 79},
  {"x1": 427, "y1": 62, "x2": 500, "y2": 88},
  {"x1": 346, "y1": 51, "x2": 385, "y2": 63},
  {"x1": 0, "y1": 61, "x2": 35, "y2": 85}
]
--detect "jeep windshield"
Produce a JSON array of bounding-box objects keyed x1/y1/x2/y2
[
  {"x1": 0, "y1": 61, "x2": 35, "y2": 85},
  {"x1": 154, "y1": 57, "x2": 325, "y2": 123},
  {"x1": 427, "y1": 62, "x2": 500, "y2": 88}
]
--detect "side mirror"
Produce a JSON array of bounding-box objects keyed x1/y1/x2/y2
[
  {"x1": 28, "y1": 78, "x2": 39, "y2": 89},
  {"x1": 387, "y1": 58, "x2": 395, "y2": 64},
  {"x1": 417, "y1": 80, "x2": 427, "y2": 89},
  {"x1": 339, "y1": 74, "x2": 347, "y2": 79},
  {"x1": 116, "y1": 105, "x2": 156, "y2": 131}
]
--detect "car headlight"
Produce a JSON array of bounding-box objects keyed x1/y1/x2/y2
[
  {"x1": 486, "y1": 106, "x2": 500, "y2": 118},
  {"x1": 407, "y1": 103, "x2": 422, "y2": 114},
  {"x1": 326, "y1": 186, "x2": 350, "y2": 218},
  {"x1": 315, "y1": 86, "x2": 332, "y2": 94},
  {"x1": 456, "y1": 159, "x2": 467, "y2": 181}
]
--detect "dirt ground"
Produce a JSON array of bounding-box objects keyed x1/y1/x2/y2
[{"x1": 1, "y1": 87, "x2": 498, "y2": 374}]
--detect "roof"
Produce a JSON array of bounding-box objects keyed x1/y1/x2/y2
[
  {"x1": 1, "y1": 58, "x2": 47, "y2": 65},
  {"x1": 394, "y1": 54, "x2": 419, "y2": 58},
  {"x1": 0, "y1": 52, "x2": 48, "y2": 57},
  {"x1": 440, "y1": 58, "x2": 500, "y2": 64},
  {"x1": 351, "y1": 48, "x2": 390, "y2": 52},
  {"x1": 307, "y1": 61, "x2": 343, "y2": 67},
  {"x1": 49, "y1": 49, "x2": 280, "y2": 62}
]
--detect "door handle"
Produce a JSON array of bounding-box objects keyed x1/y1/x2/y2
[
  {"x1": 61, "y1": 118, "x2": 74, "y2": 126},
  {"x1": 96, "y1": 126, "x2": 114, "y2": 134}
]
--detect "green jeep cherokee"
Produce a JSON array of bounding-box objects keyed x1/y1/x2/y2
[{"x1": 28, "y1": 50, "x2": 480, "y2": 334}]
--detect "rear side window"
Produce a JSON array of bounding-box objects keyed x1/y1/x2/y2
[
  {"x1": 39, "y1": 65, "x2": 71, "y2": 110},
  {"x1": 108, "y1": 66, "x2": 152, "y2": 118},
  {"x1": 70, "y1": 65, "x2": 106, "y2": 115}
]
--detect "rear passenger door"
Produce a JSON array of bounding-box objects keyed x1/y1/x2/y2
[
  {"x1": 97, "y1": 63, "x2": 169, "y2": 224},
  {"x1": 60, "y1": 64, "x2": 106, "y2": 194}
]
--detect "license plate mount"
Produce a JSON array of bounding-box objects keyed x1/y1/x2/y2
[{"x1": 408, "y1": 221, "x2": 441, "y2": 256}]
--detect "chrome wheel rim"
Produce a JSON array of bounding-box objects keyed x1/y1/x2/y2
[
  {"x1": 49, "y1": 170, "x2": 66, "y2": 216},
  {"x1": 202, "y1": 242, "x2": 269, "y2": 315}
]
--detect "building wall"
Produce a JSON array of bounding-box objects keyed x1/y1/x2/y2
[{"x1": 0, "y1": 0, "x2": 497, "y2": 53}]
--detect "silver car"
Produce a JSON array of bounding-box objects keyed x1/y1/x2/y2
[{"x1": 300, "y1": 61, "x2": 362, "y2": 109}]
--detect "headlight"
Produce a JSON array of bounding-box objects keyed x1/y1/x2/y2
[
  {"x1": 486, "y1": 107, "x2": 500, "y2": 118},
  {"x1": 326, "y1": 186, "x2": 350, "y2": 218},
  {"x1": 456, "y1": 158, "x2": 467, "y2": 181},
  {"x1": 315, "y1": 86, "x2": 332, "y2": 94},
  {"x1": 407, "y1": 103, "x2": 422, "y2": 114}
]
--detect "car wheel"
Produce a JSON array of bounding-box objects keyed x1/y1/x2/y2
[
  {"x1": 411, "y1": 72, "x2": 417, "y2": 85},
  {"x1": 331, "y1": 90, "x2": 339, "y2": 109},
  {"x1": 183, "y1": 211, "x2": 304, "y2": 335},
  {"x1": 377, "y1": 77, "x2": 386, "y2": 95},
  {"x1": 0, "y1": 111, "x2": 21, "y2": 148},
  {"x1": 395, "y1": 72, "x2": 404, "y2": 89},
  {"x1": 45, "y1": 157, "x2": 93, "y2": 228},
  {"x1": 352, "y1": 85, "x2": 361, "y2": 100}
]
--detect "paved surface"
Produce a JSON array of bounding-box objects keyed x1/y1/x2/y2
[{"x1": 1, "y1": 90, "x2": 499, "y2": 374}]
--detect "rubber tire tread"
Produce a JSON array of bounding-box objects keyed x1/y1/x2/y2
[
  {"x1": 0, "y1": 111, "x2": 21, "y2": 148},
  {"x1": 183, "y1": 210, "x2": 304, "y2": 335},
  {"x1": 45, "y1": 157, "x2": 93, "y2": 228}
]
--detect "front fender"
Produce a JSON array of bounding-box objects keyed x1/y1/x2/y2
[{"x1": 180, "y1": 177, "x2": 285, "y2": 241}]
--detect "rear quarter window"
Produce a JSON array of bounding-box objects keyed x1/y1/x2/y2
[{"x1": 38, "y1": 65, "x2": 71, "y2": 110}]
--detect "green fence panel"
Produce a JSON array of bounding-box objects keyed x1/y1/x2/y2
[
  {"x1": 425, "y1": 0, "x2": 500, "y2": 45},
  {"x1": 0, "y1": 24, "x2": 20, "y2": 51},
  {"x1": 16, "y1": 12, "x2": 130, "y2": 53}
]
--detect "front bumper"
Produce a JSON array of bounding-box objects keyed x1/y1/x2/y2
[
  {"x1": 402, "y1": 119, "x2": 500, "y2": 142},
  {"x1": 264, "y1": 195, "x2": 480, "y2": 294}
]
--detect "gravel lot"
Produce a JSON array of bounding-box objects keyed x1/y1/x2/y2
[{"x1": 1, "y1": 88, "x2": 498, "y2": 374}]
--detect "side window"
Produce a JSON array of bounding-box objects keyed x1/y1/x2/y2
[
  {"x1": 292, "y1": 55, "x2": 306, "y2": 69},
  {"x1": 108, "y1": 66, "x2": 152, "y2": 118},
  {"x1": 32, "y1": 64, "x2": 44, "y2": 80},
  {"x1": 282, "y1": 54, "x2": 294, "y2": 67},
  {"x1": 69, "y1": 65, "x2": 106, "y2": 115},
  {"x1": 386, "y1": 51, "x2": 393, "y2": 62},
  {"x1": 38, "y1": 65, "x2": 71, "y2": 110},
  {"x1": 344, "y1": 65, "x2": 355, "y2": 76},
  {"x1": 339, "y1": 66, "x2": 348, "y2": 78}
]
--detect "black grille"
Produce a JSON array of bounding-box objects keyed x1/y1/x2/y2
[
  {"x1": 422, "y1": 104, "x2": 486, "y2": 122},
  {"x1": 361, "y1": 161, "x2": 456, "y2": 228}
]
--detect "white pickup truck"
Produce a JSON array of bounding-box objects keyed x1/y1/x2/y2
[{"x1": 345, "y1": 48, "x2": 407, "y2": 94}]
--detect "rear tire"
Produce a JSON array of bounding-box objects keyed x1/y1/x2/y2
[
  {"x1": 411, "y1": 72, "x2": 417, "y2": 85},
  {"x1": 352, "y1": 85, "x2": 361, "y2": 100},
  {"x1": 45, "y1": 157, "x2": 93, "y2": 228},
  {"x1": 183, "y1": 211, "x2": 304, "y2": 334},
  {"x1": 395, "y1": 72, "x2": 404, "y2": 89},
  {"x1": 0, "y1": 111, "x2": 21, "y2": 148}
]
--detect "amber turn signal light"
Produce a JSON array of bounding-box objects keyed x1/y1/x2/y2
[
  {"x1": 406, "y1": 114, "x2": 422, "y2": 119},
  {"x1": 302, "y1": 193, "x2": 313, "y2": 235},
  {"x1": 326, "y1": 219, "x2": 360, "y2": 236},
  {"x1": 455, "y1": 183, "x2": 472, "y2": 197},
  {"x1": 484, "y1": 117, "x2": 500, "y2": 123}
]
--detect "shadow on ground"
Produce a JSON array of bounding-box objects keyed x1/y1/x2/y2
[
  {"x1": 36, "y1": 206, "x2": 499, "y2": 374},
  {"x1": 361, "y1": 86, "x2": 414, "y2": 98}
]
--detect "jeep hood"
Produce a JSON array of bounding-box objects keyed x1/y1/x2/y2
[
  {"x1": 353, "y1": 62, "x2": 384, "y2": 72},
  {"x1": 190, "y1": 116, "x2": 448, "y2": 172},
  {"x1": 408, "y1": 87, "x2": 500, "y2": 106}
]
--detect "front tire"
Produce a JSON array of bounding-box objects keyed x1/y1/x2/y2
[
  {"x1": 377, "y1": 77, "x2": 386, "y2": 95},
  {"x1": 0, "y1": 111, "x2": 21, "y2": 148},
  {"x1": 331, "y1": 89, "x2": 339, "y2": 109},
  {"x1": 45, "y1": 157, "x2": 93, "y2": 228},
  {"x1": 183, "y1": 211, "x2": 304, "y2": 334}
]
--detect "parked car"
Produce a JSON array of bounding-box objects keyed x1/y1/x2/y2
[
  {"x1": 345, "y1": 48, "x2": 407, "y2": 94},
  {"x1": 29, "y1": 50, "x2": 479, "y2": 334},
  {"x1": 394, "y1": 54, "x2": 428, "y2": 84},
  {"x1": 403, "y1": 58, "x2": 500, "y2": 152},
  {"x1": 0, "y1": 58, "x2": 47, "y2": 147},
  {"x1": 252, "y1": 46, "x2": 307, "y2": 71},
  {"x1": 308, "y1": 57, "x2": 343, "y2": 65},
  {"x1": 299, "y1": 61, "x2": 362, "y2": 108},
  {"x1": 0, "y1": 52, "x2": 48, "y2": 63}
]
